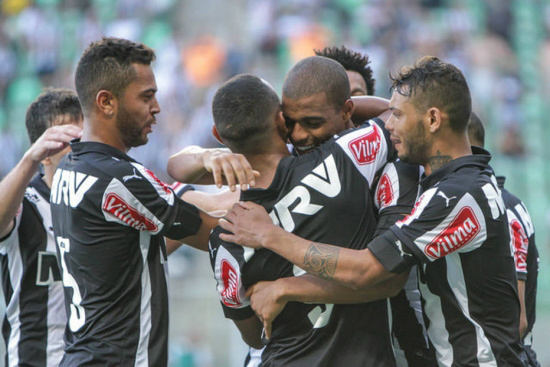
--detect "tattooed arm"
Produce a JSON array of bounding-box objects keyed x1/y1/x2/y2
[{"x1": 219, "y1": 202, "x2": 399, "y2": 291}]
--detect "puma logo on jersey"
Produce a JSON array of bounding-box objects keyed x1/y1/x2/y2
[
  {"x1": 424, "y1": 206, "x2": 480, "y2": 259},
  {"x1": 51, "y1": 169, "x2": 98, "y2": 208},
  {"x1": 348, "y1": 126, "x2": 381, "y2": 165},
  {"x1": 122, "y1": 168, "x2": 142, "y2": 182},
  {"x1": 437, "y1": 191, "x2": 457, "y2": 207},
  {"x1": 395, "y1": 240, "x2": 412, "y2": 259}
]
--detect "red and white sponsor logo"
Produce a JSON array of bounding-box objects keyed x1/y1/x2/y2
[
  {"x1": 511, "y1": 219, "x2": 528, "y2": 272},
  {"x1": 143, "y1": 167, "x2": 172, "y2": 195},
  {"x1": 348, "y1": 127, "x2": 381, "y2": 165},
  {"x1": 376, "y1": 173, "x2": 394, "y2": 208},
  {"x1": 424, "y1": 206, "x2": 480, "y2": 259},
  {"x1": 221, "y1": 260, "x2": 242, "y2": 307},
  {"x1": 103, "y1": 193, "x2": 158, "y2": 231}
]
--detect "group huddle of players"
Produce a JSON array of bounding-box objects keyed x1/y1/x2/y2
[{"x1": 0, "y1": 36, "x2": 540, "y2": 367}]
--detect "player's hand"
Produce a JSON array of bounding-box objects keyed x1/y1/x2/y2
[
  {"x1": 218, "y1": 201, "x2": 273, "y2": 249},
  {"x1": 27, "y1": 124, "x2": 82, "y2": 163},
  {"x1": 246, "y1": 280, "x2": 288, "y2": 340},
  {"x1": 203, "y1": 150, "x2": 259, "y2": 192}
]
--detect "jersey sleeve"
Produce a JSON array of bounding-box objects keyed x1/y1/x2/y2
[
  {"x1": 209, "y1": 226, "x2": 255, "y2": 321},
  {"x1": 100, "y1": 162, "x2": 202, "y2": 239},
  {"x1": 169, "y1": 182, "x2": 195, "y2": 197},
  {"x1": 0, "y1": 204, "x2": 22, "y2": 252},
  {"x1": 369, "y1": 184, "x2": 490, "y2": 273},
  {"x1": 506, "y1": 204, "x2": 531, "y2": 280},
  {"x1": 334, "y1": 120, "x2": 393, "y2": 188}
]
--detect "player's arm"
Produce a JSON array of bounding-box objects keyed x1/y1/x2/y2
[
  {"x1": 0, "y1": 124, "x2": 82, "y2": 238},
  {"x1": 246, "y1": 272, "x2": 408, "y2": 339},
  {"x1": 351, "y1": 96, "x2": 390, "y2": 125},
  {"x1": 168, "y1": 209, "x2": 219, "y2": 253},
  {"x1": 219, "y1": 202, "x2": 400, "y2": 291},
  {"x1": 167, "y1": 145, "x2": 258, "y2": 191},
  {"x1": 518, "y1": 280, "x2": 528, "y2": 338},
  {"x1": 233, "y1": 315, "x2": 264, "y2": 349},
  {"x1": 166, "y1": 188, "x2": 239, "y2": 255}
]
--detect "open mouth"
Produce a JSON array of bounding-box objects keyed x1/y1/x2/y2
[{"x1": 294, "y1": 144, "x2": 316, "y2": 154}]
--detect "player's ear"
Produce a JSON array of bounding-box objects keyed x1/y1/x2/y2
[
  {"x1": 427, "y1": 107, "x2": 442, "y2": 133},
  {"x1": 97, "y1": 90, "x2": 116, "y2": 118},
  {"x1": 342, "y1": 98, "x2": 355, "y2": 122},
  {"x1": 212, "y1": 125, "x2": 224, "y2": 144},
  {"x1": 275, "y1": 110, "x2": 288, "y2": 138}
]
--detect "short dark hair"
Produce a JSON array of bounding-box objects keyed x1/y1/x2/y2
[
  {"x1": 282, "y1": 56, "x2": 350, "y2": 110},
  {"x1": 212, "y1": 74, "x2": 280, "y2": 154},
  {"x1": 25, "y1": 88, "x2": 82, "y2": 144},
  {"x1": 314, "y1": 46, "x2": 375, "y2": 95},
  {"x1": 467, "y1": 111, "x2": 485, "y2": 147},
  {"x1": 390, "y1": 56, "x2": 471, "y2": 132},
  {"x1": 75, "y1": 37, "x2": 156, "y2": 115}
]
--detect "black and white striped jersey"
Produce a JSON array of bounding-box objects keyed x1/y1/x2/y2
[
  {"x1": 373, "y1": 160, "x2": 437, "y2": 367},
  {"x1": 369, "y1": 147, "x2": 527, "y2": 367},
  {"x1": 0, "y1": 175, "x2": 66, "y2": 367},
  {"x1": 498, "y1": 177, "x2": 539, "y2": 345},
  {"x1": 210, "y1": 122, "x2": 397, "y2": 367},
  {"x1": 50, "y1": 141, "x2": 202, "y2": 367}
]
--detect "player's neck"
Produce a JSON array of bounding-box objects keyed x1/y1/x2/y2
[
  {"x1": 424, "y1": 137, "x2": 472, "y2": 175},
  {"x1": 245, "y1": 151, "x2": 289, "y2": 189},
  {"x1": 82, "y1": 120, "x2": 130, "y2": 153}
]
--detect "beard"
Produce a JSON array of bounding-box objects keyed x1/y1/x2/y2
[
  {"x1": 115, "y1": 104, "x2": 149, "y2": 149},
  {"x1": 398, "y1": 119, "x2": 430, "y2": 165}
]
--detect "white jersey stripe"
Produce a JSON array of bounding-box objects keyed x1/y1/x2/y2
[
  {"x1": 445, "y1": 253, "x2": 497, "y2": 366},
  {"x1": 135, "y1": 231, "x2": 152, "y2": 367},
  {"x1": 419, "y1": 273, "x2": 452, "y2": 367},
  {"x1": 6, "y1": 245, "x2": 22, "y2": 367}
]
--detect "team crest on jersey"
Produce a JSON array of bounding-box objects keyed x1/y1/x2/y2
[
  {"x1": 376, "y1": 173, "x2": 394, "y2": 208},
  {"x1": 220, "y1": 259, "x2": 242, "y2": 307},
  {"x1": 348, "y1": 127, "x2": 381, "y2": 165},
  {"x1": 103, "y1": 193, "x2": 159, "y2": 231},
  {"x1": 510, "y1": 218, "x2": 528, "y2": 272},
  {"x1": 424, "y1": 206, "x2": 480, "y2": 259}
]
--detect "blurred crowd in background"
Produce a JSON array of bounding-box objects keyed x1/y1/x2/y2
[{"x1": 0, "y1": 0, "x2": 549, "y2": 366}]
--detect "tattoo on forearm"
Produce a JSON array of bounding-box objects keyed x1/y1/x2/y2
[
  {"x1": 428, "y1": 150, "x2": 452, "y2": 171},
  {"x1": 303, "y1": 243, "x2": 340, "y2": 280}
]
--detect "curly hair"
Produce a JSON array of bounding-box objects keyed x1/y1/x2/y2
[
  {"x1": 315, "y1": 45, "x2": 375, "y2": 95},
  {"x1": 75, "y1": 37, "x2": 156, "y2": 115}
]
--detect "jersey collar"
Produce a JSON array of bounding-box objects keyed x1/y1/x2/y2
[
  {"x1": 420, "y1": 146, "x2": 492, "y2": 191},
  {"x1": 70, "y1": 140, "x2": 138, "y2": 163}
]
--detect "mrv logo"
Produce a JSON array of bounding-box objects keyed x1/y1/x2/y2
[
  {"x1": 51, "y1": 169, "x2": 98, "y2": 207},
  {"x1": 269, "y1": 155, "x2": 341, "y2": 232}
]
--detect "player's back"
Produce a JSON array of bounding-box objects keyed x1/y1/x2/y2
[{"x1": 211, "y1": 122, "x2": 396, "y2": 367}]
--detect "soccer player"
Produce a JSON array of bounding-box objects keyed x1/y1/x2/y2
[
  {"x1": 209, "y1": 67, "x2": 406, "y2": 366},
  {"x1": 314, "y1": 45, "x2": 376, "y2": 96},
  {"x1": 49, "y1": 37, "x2": 217, "y2": 367},
  {"x1": 220, "y1": 56, "x2": 529, "y2": 367},
  {"x1": 315, "y1": 45, "x2": 435, "y2": 367},
  {"x1": 0, "y1": 88, "x2": 83, "y2": 367},
  {"x1": 468, "y1": 113, "x2": 540, "y2": 367}
]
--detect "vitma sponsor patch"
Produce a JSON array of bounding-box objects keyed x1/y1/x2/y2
[
  {"x1": 103, "y1": 193, "x2": 158, "y2": 231},
  {"x1": 348, "y1": 127, "x2": 381, "y2": 165},
  {"x1": 220, "y1": 259, "x2": 242, "y2": 307},
  {"x1": 424, "y1": 206, "x2": 480, "y2": 259}
]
